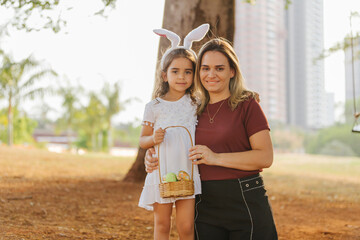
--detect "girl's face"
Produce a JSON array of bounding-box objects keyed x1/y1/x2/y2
[
  {"x1": 199, "y1": 51, "x2": 235, "y2": 97},
  {"x1": 162, "y1": 57, "x2": 194, "y2": 95}
]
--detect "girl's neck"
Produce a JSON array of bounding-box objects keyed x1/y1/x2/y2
[
  {"x1": 208, "y1": 92, "x2": 231, "y2": 104},
  {"x1": 162, "y1": 90, "x2": 186, "y2": 101}
]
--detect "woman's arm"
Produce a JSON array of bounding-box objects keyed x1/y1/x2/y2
[
  {"x1": 139, "y1": 126, "x2": 165, "y2": 149},
  {"x1": 189, "y1": 130, "x2": 273, "y2": 170}
]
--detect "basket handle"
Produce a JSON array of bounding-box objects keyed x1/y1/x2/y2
[{"x1": 157, "y1": 125, "x2": 194, "y2": 184}]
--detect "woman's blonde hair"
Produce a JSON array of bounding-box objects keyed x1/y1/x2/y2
[
  {"x1": 194, "y1": 38, "x2": 258, "y2": 115},
  {"x1": 153, "y1": 48, "x2": 197, "y2": 103}
]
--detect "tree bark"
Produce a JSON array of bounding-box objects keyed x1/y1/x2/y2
[
  {"x1": 7, "y1": 94, "x2": 13, "y2": 146},
  {"x1": 122, "y1": 147, "x2": 146, "y2": 182},
  {"x1": 159, "y1": 0, "x2": 234, "y2": 56},
  {"x1": 123, "y1": 0, "x2": 235, "y2": 183}
]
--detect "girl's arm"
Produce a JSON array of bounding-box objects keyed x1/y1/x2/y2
[
  {"x1": 189, "y1": 130, "x2": 273, "y2": 170},
  {"x1": 139, "y1": 125, "x2": 165, "y2": 149}
]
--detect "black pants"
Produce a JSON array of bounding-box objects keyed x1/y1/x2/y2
[{"x1": 194, "y1": 174, "x2": 278, "y2": 240}]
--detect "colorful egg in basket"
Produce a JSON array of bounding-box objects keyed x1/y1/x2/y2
[{"x1": 177, "y1": 170, "x2": 191, "y2": 181}]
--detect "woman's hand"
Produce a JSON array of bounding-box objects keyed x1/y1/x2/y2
[
  {"x1": 144, "y1": 147, "x2": 159, "y2": 173},
  {"x1": 189, "y1": 145, "x2": 219, "y2": 166}
]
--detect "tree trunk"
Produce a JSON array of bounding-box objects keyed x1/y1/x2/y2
[
  {"x1": 122, "y1": 147, "x2": 146, "y2": 182},
  {"x1": 7, "y1": 95, "x2": 13, "y2": 146},
  {"x1": 107, "y1": 119, "x2": 112, "y2": 151},
  {"x1": 123, "y1": 0, "x2": 235, "y2": 183},
  {"x1": 159, "y1": 0, "x2": 234, "y2": 56}
]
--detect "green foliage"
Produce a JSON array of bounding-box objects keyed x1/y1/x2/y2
[
  {"x1": 305, "y1": 123, "x2": 360, "y2": 157},
  {"x1": 317, "y1": 12, "x2": 360, "y2": 62},
  {"x1": 242, "y1": 0, "x2": 291, "y2": 9},
  {"x1": 0, "y1": 107, "x2": 37, "y2": 144},
  {"x1": 0, "y1": 0, "x2": 117, "y2": 33},
  {"x1": 269, "y1": 121, "x2": 305, "y2": 152},
  {"x1": 345, "y1": 97, "x2": 360, "y2": 124},
  {"x1": 318, "y1": 140, "x2": 356, "y2": 156},
  {"x1": 53, "y1": 80, "x2": 131, "y2": 152},
  {"x1": 0, "y1": 50, "x2": 56, "y2": 145},
  {"x1": 114, "y1": 122, "x2": 141, "y2": 147}
]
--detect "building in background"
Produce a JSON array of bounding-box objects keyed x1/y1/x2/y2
[
  {"x1": 234, "y1": 0, "x2": 334, "y2": 129},
  {"x1": 285, "y1": 0, "x2": 334, "y2": 129},
  {"x1": 234, "y1": 0, "x2": 287, "y2": 123},
  {"x1": 344, "y1": 36, "x2": 360, "y2": 102}
]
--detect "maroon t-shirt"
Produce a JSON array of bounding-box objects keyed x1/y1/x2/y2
[{"x1": 195, "y1": 97, "x2": 270, "y2": 181}]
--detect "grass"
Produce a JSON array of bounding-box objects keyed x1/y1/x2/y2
[
  {"x1": 268, "y1": 153, "x2": 360, "y2": 182},
  {"x1": 1, "y1": 145, "x2": 359, "y2": 203},
  {"x1": 0, "y1": 146, "x2": 134, "y2": 180},
  {"x1": 263, "y1": 153, "x2": 360, "y2": 202}
]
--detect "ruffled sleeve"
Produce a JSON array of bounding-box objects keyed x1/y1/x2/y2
[{"x1": 141, "y1": 102, "x2": 155, "y2": 128}]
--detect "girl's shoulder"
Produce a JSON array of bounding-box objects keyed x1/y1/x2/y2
[
  {"x1": 184, "y1": 94, "x2": 200, "y2": 107},
  {"x1": 145, "y1": 98, "x2": 161, "y2": 107}
]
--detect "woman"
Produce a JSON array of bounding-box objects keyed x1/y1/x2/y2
[{"x1": 145, "y1": 38, "x2": 277, "y2": 240}]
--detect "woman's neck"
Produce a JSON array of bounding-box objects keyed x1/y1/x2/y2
[{"x1": 208, "y1": 92, "x2": 231, "y2": 104}]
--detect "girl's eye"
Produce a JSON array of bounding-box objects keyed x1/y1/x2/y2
[
  {"x1": 217, "y1": 67, "x2": 224, "y2": 71},
  {"x1": 201, "y1": 67, "x2": 209, "y2": 71},
  {"x1": 172, "y1": 70, "x2": 178, "y2": 74},
  {"x1": 186, "y1": 71, "x2": 193, "y2": 75}
]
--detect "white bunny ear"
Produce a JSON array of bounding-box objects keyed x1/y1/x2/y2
[
  {"x1": 153, "y1": 29, "x2": 181, "y2": 48},
  {"x1": 183, "y1": 23, "x2": 210, "y2": 49}
]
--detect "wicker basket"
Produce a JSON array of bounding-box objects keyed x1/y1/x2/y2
[{"x1": 158, "y1": 126, "x2": 195, "y2": 198}]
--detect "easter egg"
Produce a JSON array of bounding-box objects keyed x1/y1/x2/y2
[
  {"x1": 165, "y1": 172, "x2": 178, "y2": 182},
  {"x1": 177, "y1": 170, "x2": 190, "y2": 181}
]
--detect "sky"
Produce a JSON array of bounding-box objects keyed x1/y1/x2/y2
[{"x1": 0, "y1": 0, "x2": 359, "y2": 125}]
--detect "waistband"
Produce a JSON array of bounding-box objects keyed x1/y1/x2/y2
[{"x1": 201, "y1": 173, "x2": 264, "y2": 192}]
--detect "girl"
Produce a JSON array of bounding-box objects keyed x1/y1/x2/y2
[{"x1": 138, "y1": 24, "x2": 209, "y2": 240}]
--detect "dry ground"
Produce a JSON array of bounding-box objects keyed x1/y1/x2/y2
[{"x1": 0, "y1": 146, "x2": 360, "y2": 239}]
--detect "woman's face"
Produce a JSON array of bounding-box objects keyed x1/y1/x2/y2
[{"x1": 199, "y1": 50, "x2": 235, "y2": 97}]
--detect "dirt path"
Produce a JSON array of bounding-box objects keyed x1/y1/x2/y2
[{"x1": 1, "y1": 175, "x2": 359, "y2": 239}]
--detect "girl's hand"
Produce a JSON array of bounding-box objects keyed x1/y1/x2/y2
[
  {"x1": 153, "y1": 128, "x2": 165, "y2": 144},
  {"x1": 144, "y1": 147, "x2": 158, "y2": 173},
  {"x1": 189, "y1": 145, "x2": 219, "y2": 166}
]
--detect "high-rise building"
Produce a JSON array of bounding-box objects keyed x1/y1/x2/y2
[
  {"x1": 286, "y1": 0, "x2": 334, "y2": 129},
  {"x1": 234, "y1": 0, "x2": 287, "y2": 123},
  {"x1": 344, "y1": 37, "x2": 360, "y2": 102},
  {"x1": 234, "y1": 0, "x2": 333, "y2": 129},
  {"x1": 285, "y1": 0, "x2": 333, "y2": 129}
]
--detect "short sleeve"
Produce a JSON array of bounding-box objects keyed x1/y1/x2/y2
[
  {"x1": 141, "y1": 102, "x2": 155, "y2": 128},
  {"x1": 244, "y1": 98, "x2": 270, "y2": 138}
]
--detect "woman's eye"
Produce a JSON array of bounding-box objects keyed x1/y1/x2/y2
[
  {"x1": 186, "y1": 71, "x2": 193, "y2": 75},
  {"x1": 217, "y1": 67, "x2": 224, "y2": 71},
  {"x1": 172, "y1": 70, "x2": 178, "y2": 74},
  {"x1": 201, "y1": 67, "x2": 209, "y2": 71}
]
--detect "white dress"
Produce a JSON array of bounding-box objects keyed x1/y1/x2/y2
[{"x1": 138, "y1": 94, "x2": 201, "y2": 211}]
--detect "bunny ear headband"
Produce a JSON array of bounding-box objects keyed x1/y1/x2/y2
[{"x1": 153, "y1": 23, "x2": 210, "y2": 70}]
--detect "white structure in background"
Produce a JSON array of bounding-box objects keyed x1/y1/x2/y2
[
  {"x1": 344, "y1": 37, "x2": 360, "y2": 101},
  {"x1": 33, "y1": 129, "x2": 138, "y2": 157},
  {"x1": 285, "y1": 0, "x2": 334, "y2": 129},
  {"x1": 234, "y1": 0, "x2": 287, "y2": 123},
  {"x1": 33, "y1": 129, "x2": 77, "y2": 153},
  {"x1": 110, "y1": 147, "x2": 138, "y2": 157}
]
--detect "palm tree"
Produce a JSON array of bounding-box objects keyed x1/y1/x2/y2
[
  {"x1": 84, "y1": 93, "x2": 107, "y2": 151},
  {"x1": 0, "y1": 52, "x2": 57, "y2": 146},
  {"x1": 56, "y1": 80, "x2": 84, "y2": 149},
  {"x1": 123, "y1": 0, "x2": 235, "y2": 182},
  {"x1": 102, "y1": 82, "x2": 122, "y2": 150}
]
